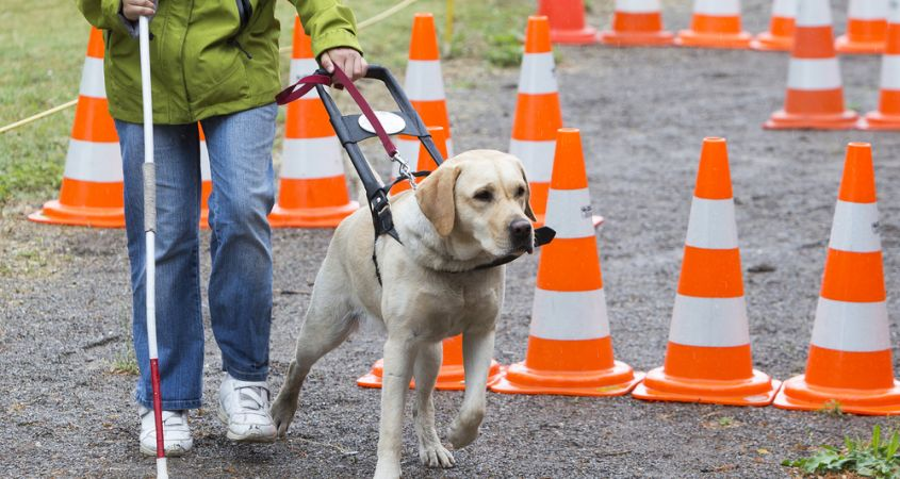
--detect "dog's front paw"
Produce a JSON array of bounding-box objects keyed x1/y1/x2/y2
[
  {"x1": 419, "y1": 442, "x2": 456, "y2": 468},
  {"x1": 373, "y1": 460, "x2": 402, "y2": 479},
  {"x1": 447, "y1": 409, "x2": 484, "y2": 449},
  {"x1": 269, "y1": 395, "x2": 297, "y2": 437}
]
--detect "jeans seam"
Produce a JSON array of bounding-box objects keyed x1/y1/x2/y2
[
  {"x1": 135, "y1": 394, "x2": 202, "y2": 410},
  {"x1": 225, "y1": 365, "x2": 269, "y2": 382}
]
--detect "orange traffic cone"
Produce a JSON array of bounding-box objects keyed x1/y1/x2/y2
[
  {"x1": 29, "y1": 28, "x2": 124, "y2": 228},
  {"x1": 751, "y1": 0, "x2": 798, "y2": 51},
  {"x1": 390, "y1": 126, "x2": 447, "y2": 195},
  {"x1": 859, "y1": 3, "x2": 900, "y2": 130},
  {"x1": 836, "y1": 0, "x2": 888, "y2": 54},
  {"x1": 393, "y1": 13, "x2": 453, "y2": 182},
  {"x1": 675, "y1": 0, "x2": 753, "y2": 49},
  {"x1": 599, "y1": 0, "x2": 674, "y2": 47},
  {"x1": 632, "y1": 138, "x2": 780, "y2": 406},
  {"x1": 510, "y1": 17, "x2": 600, "y2": 228},
  {"x1": 774, "y1": 143, "x2": 900, "y2": 415},
  {"x1": 765, "y1": 0, "x2": 859, "y2": 129},
  {"x1": 510, "y1": 16, "x2": 560, "y2": 227},
  {"x1": 199, "y1": 124, "x2": 212, "y2": 229},
  {"x1": 537, "y1": 0, "x2": 599, "y2": 44},
  {"x1": 490, "y1": 129, "x2": 640, "y2": 397},
  {"x1": 269, "y1": 17, "x2": 358, "y2": 228}
]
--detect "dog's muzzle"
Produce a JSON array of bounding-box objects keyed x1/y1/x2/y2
[{"x1": 508, "y1": 218, "x2": 534, "y2": 254}]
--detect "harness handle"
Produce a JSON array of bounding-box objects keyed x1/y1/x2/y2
[
  {"x1": 277, "y1": 64, "x2": 446, "y2": 243},
  {"x1": 276, "y1": 66, "x2": 400, "y2": 159}
]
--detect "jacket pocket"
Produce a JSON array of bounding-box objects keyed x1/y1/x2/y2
[
  {"x1": 191, "y1": 50, "x2": 250, "y2": 108},
  {"x1": 106, "y1": 30, "x2": 142, "y2": 108},
  {"x1": 231, "y1": 0, "x2": 255, "y2": 59}
]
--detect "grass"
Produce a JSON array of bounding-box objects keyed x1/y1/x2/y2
[
  {"x1": 783, "y1": 425, "x2": 900, "y2": 478},
  {"x1": 110, "y1": 347, "x2": 140, "y2": 376},
  {"x1": 110, "y1": 316, "x2": 139, "y2": 376},
  {"x1": 0, "y1": 0, "x2": 533, "y2": 206},
  {"x1": 820, "y1": 399, "x2": 845, "y2": 416}
]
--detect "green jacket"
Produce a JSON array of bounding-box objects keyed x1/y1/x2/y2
[{"x1": 77, "y1": 0, "x2": 362, "y2": 124}]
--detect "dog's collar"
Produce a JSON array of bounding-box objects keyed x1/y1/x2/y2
[{"x1": 372, "y1": 226, "x2": 556, "y2": 286}]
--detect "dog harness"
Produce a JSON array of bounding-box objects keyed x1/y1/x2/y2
[{"x1": 276, "y1": 65, "x2": 555, "y2": 286}]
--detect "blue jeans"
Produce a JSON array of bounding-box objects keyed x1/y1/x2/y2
[{"x1": 116, "y1": 103, "x2": 277, "y2": 410}]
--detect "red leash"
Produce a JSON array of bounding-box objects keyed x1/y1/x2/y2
[{"x1": 276, "y1": 65, "x2": 399, "y2": 159}]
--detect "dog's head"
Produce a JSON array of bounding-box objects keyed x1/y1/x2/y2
[{"x1": 415, "y1": 149, "x2": 536, "y2": 258}]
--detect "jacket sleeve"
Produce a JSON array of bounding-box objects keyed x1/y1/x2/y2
[
  {"x1": 76, "y1": 0, "x2": 139, "y2": 37},
  {"x1": 292, "y1": 0, "x2": 363, "y2": 59}
]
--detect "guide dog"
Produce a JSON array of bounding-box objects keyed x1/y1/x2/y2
[{"x1": 271, "y1": 149, "x2": 535, "y2": 478}]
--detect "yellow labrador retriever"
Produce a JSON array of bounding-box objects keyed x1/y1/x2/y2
[{"x1": 271, "y1": 149, "x2": 535, "y2": 478}]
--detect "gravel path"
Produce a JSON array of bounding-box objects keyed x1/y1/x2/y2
[{"x1": 4, "y1": 1, "x2": 900, "y2": 477}]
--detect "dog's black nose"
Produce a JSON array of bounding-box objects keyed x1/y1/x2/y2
[{"x1": 509, "y1": 218, "x2": 533, "y2": 243}]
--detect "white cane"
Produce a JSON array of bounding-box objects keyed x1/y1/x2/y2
[{"x1": 138, "y1": 15, "x2": 168, "y2": 479}]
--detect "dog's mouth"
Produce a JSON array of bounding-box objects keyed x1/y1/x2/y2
[{"x1": 506, "y1": 240, "x2": 534, "y2": 256}]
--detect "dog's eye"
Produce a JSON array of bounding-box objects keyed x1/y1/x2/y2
[
  {"x1": 515, "y1": 186, "x2": 526, "y2": 197},
  {"x1": 474, "y1": 190, "x2": 493, "y2": 202}
]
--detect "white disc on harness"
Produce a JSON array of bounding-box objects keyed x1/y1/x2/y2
[{"x1": 358, "y1": 111, "x2": 406, "y2": 135}]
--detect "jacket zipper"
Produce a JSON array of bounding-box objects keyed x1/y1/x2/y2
[{"x1": 231, "y1": 0, "x2": 253, "y2": 60}]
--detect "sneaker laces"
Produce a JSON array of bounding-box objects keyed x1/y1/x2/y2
[{"x1": 233, "y1": 381, "x2": 271, "y2": 417}]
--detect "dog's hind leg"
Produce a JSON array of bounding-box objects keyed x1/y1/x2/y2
[
  {"x1": 271, "y1": 283, "x2": 357, "y2": 437},
  {"x1": 413, "y1": 342, "x2": 455, "y2": 469},
  {"x1": 447, "y1": 329, "x2": 495, "y2": 449}
]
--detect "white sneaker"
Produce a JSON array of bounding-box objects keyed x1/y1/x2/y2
[
  {"x1": 218, "y1": 373, "x2": 277, "y2": 442},
  {"x1": 139, "y1": 407, "x2": 193, "y2": 457}
]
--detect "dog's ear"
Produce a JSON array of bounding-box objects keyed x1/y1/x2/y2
[
  {"x1": 416, "y1": 164, "x2": 461, "y2": 236},
  {"x1": 516, "y1": 162, "x2": 537, "y2": 221}
]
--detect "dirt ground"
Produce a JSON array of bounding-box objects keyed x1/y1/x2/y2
[{"x1": 4, "y1": 1, "x2": 900, "y2": 477}]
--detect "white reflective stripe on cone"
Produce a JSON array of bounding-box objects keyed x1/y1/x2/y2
[
  {"x1": 529, "y1": 288, "x2": 610, "y2": 341},
  {"x1": 829, "y1": 200, "x2": 882, "y2": 253},
  {"x1": 63, "y1": 139, "x2": 123, "y2": 182},
  {"x1": 616, "y1": 0, "x2": 662, "y2": 14},
  {"x1": 509, "y1": 139, "x2": 555, "y2": 183},
  {"x1": 881, "y1": 56, "x2": 900, "y2": 90},
  {"x1": 289, "y1": 59, "x2": 320, "y2": 99},
  {"x1": 79, "y1": 57, "x2": 106, "y2": 99},
  {"x1": 685, "y1": 198, "x2": 739, "y2": 250},
  {"x1": 787, "y1": 58, "x2": 842, "y2": 90},
  {"x1": 796, "y1": 0, "x2": 833, "y2": 26},
  {"x1": 693, "y1": 0, "x2": 741, "y2": 16},
  {"x1": 812, "y1": 297, "x2": 890, "y2": 352},
  {"x1": 280, "y1": 137, "x2": 345, "y2": 179},
  {"x1": 668, "y1": 295, "x2": 750, "y2": 347},
  {"x1": 891, "y1": 0, "x2": 900, "y2": 22},
  {"x1": 772, "y1": 0, "x2": 798, "y2": 17},
  {"x1": 848, "y1": 0, "x2": 888, "y2": 20},
  {"x1": 404, "y1": 60, "x2": 446, "y2": 101},
  {"x1": 517, "y1": 53, "x2": 558, "y2": 95},
  {"x1": 544, "y1": 189, "x2": 595, "y2": 239},
  {"x1": 200, "y1": 141, "x2": 211, "y2": 182}
]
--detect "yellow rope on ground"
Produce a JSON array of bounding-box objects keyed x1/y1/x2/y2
[
  {"x1": 0, "y1": 99, "x2": 79, "y2": 135},
  {"x1": 1, "y1": 0, "x2": 420, "y2": 135}
]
